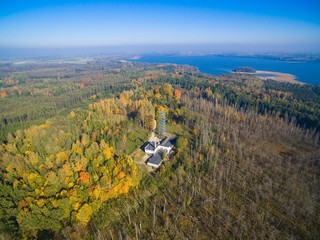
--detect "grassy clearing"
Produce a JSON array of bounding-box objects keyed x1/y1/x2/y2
[
  {"x1": 126, "y1": 128, "x2": 150, "y2": 155},
  {"x1": 131, "y1": 149, "x2": 145, "y2": 162}
]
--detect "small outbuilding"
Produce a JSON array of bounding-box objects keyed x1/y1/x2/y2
[
  {"x1": 157, "y1": 137, "x2": 173, "y2": 153},
  {"x1": 146, "y1": 153, "x2": 163, "y2": 168},
  {"x1": 144, "y1": 141, "x2": 157, "y2": 155}
]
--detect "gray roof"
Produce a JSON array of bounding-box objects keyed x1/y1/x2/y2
[
  {"x1": 145, "y1": 142, "x2": 156, "y2": 151},
  {"x1": 160, "y1": 137, "x2": 173, "y2": 148},
  {"x1": 147, "y1": 153, "x2": 163, "y2": 166}
]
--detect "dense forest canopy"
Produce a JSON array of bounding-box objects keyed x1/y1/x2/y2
[
  {"x1": 0, "y1": 58, "x2": 319, "y2": 239},
  {"x1": 232, "y1": 66, "x2": 256, "y2": 73}
]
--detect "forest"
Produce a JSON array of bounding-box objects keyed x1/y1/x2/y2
[
  {"x1": 232, "y1": 66, "x2": 256, "y2": 73},
  {"x1": 0, "y1": 59, "x2": 319, "y2": 239}
]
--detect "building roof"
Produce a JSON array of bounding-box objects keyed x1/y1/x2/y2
[
  {"x1": 160, "y1": 137, "x2": 173, "y2": 148},
  {"x1": 147, "y1": 153, "x2": 163, "y2": 166},
  {"x1": 145, "y1": 141, "x2": 156, "y2": 151}
]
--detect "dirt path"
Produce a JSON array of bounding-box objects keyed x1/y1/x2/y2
[
  {"x1": 149, "y1": 131, "x2": 160, "y2": 142},
  {"x1": 136, "y1": 153, "x2": 149, "y2": 165}
]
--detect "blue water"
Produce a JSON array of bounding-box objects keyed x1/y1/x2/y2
[{"x1": 133, "y1": 55, "x2": 320, "y2": 85}]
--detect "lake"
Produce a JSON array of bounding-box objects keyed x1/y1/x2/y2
[{"x1": 133, "y1": 55, "x2": 320, "y2": 85}]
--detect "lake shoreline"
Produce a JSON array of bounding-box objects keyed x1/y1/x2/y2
[
  {"x1": 234, "y1": 70, "x2": 304, "y2": 85},
  {"x1": 133, "y1": 55, "x2": 319, "y2": 85}
]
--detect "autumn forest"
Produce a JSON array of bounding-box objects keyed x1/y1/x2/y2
[{"x1": 0, "y1": 58, "x2": 319, "y2": 239}]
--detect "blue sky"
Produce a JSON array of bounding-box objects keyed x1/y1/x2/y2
[{"x1": 0, "y1": 0, "x2": 320, "y2": 52}]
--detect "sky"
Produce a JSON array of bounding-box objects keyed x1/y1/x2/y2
[{"x1": 0, "y1": 0, "x2": 320, "y2": 53}]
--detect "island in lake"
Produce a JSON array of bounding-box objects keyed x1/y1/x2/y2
[{"x1": 232, "y1": 66, "x2": 256, "y2": 73}]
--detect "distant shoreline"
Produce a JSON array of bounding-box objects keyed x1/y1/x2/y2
[
  {"x1": 133, "y1": 54, "x2": 320, "y2": 85},
  {"x1": 234, "y1": 70, "x2": 304, "y2": 85}
]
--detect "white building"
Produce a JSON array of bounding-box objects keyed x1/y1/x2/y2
[
  {"x1": 144, "y1": 137, "x2": 174, "y2": 168},
  {"x1": 144, "y1": 141, "x2": 157, "y2": 155},
  {"x1": 144, "y1": 137, "x2": 173, "y2": 155}
]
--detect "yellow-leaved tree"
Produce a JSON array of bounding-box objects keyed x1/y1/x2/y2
[
  {"x1": 76, "y1": 204, "x2": 93, "y2": 224},
  {"x1": 0, "y1": 94, "x2": 140, "y2": 238}
]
